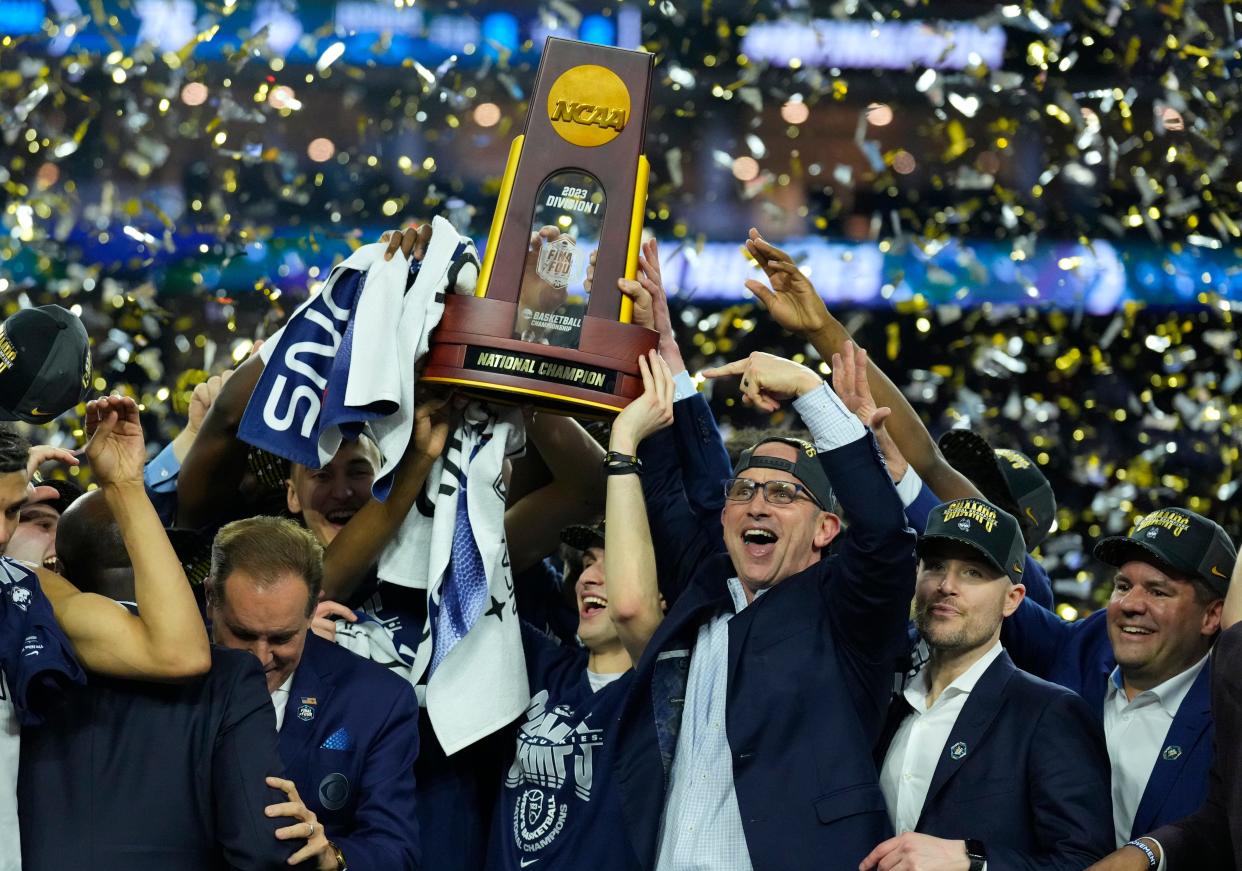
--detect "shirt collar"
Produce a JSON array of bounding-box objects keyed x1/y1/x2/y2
[
  {"x1": 271, "y1": 672, "x2": 294, "y2": 699},
  {"x1": 726, "y1": 577, "x2": 767, "y2": 613},
  {"x1": 1107, "y1": 654, "x2": 1209, "y2": 714},
  {"x1": 905, "y1": 640, "x2": 1004, "y2": 711}
]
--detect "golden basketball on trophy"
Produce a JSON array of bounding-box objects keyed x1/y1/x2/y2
[{"x1": 421, "y1": 37, "x2": 659, "y2": 415}]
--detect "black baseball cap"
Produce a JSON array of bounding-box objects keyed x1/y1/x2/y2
[
  {"x1": 0, "y1": 306, "x2": 92, "y2": 424},
  {"x1": 561, "y1": 521, "x2": 605, "y2": 553},
  {"x1": 732, "y1": 436, "x2": 835, "y2": 510},
  {"x1": 919, "y1": 498, "x2": 1026, "y2": 585},
  {"x1": 1094, "y1": 508, "x2": 1236, "y2": 597},
  {"x1": 939, "y1": 429, "x2": 1056, "y2": 550}
]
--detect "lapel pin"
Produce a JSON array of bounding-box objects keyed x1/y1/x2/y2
[
  {"x1": 950, "y1": 741, "x2": 968, "y2": 760},
  {"x1": 297, "y1": 697, "x2": 318, "y2": 722},
  {"x1": 1162, "y1": 745, "x2": 1182, "y2": 761}
]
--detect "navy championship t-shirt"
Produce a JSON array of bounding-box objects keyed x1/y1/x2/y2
[{"x1": 488, "y1": 623, "x2": 638, "y2": 871}]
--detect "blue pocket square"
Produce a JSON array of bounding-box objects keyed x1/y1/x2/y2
[{"x1": 320, "y1": 727, "x2": 354, "y2": 751}]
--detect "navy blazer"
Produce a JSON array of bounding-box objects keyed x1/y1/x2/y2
[
  {"x1": 1001, "y1": 600, "x2": 1214, "y2": 840},
  {"x1": 20, "y1": 647, "x2": 301, "y2": 871},
  {"x1": 638, "y1": 392, "x2": 731, "y2": 606},
  {"x1": 616, "y1": 433, "x2": 918, "y2": 870},
  {"x1": 876, "y1": 651, "x2": 1114, "y2": 869},
  {"x1": 1148, "y1": 622, "x2": 1242, "y2": 870},
  {"x1": 279, "y1": 632, "x2": 421, "y2": 870}
]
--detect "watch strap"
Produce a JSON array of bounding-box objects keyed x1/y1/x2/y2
[{"x1": 964, "y1": 838, "x2": 986, "y2": 871}]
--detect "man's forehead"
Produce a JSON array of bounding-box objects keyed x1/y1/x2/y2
[{"x1": 0, "y1": 471, "x2": 30, "y2": 510}]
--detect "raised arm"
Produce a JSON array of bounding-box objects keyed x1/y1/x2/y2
[
  {"x1": 320, "y1": 397, "x2": 449, "y2": 603},
  {"x1": 604, "y1": 351, "x2": 675, "y2": 664},
  {"x1": 176, "y1": 352, "x2": 265, "y2": 529},
  {"x1": 1223, "y1": 552, "x2": 1241, "y2": 631},
  {"x1": 40, "y1": 395, "x2": 210, "y2": 679},
  {"x1": 743, "y1": 228, "x2": 980, "y2": 503},
  {"x1": 505, "y1": 411, "x2": 606, "y2": 574}
]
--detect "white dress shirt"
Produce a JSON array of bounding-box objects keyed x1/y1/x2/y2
[
  {"x1": 270, "y1": 673, "x2": 295, "y2": 732},
  {"x1": 880, "y1": 641, "x2": 1005, "y2": 834},
  {"x1": 1103, "y1": 655, "x2": 1208, "y2": 845}
]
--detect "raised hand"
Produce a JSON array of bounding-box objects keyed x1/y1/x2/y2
[
  {"x1": 83, "y1": 395, "x2": 146, "y2": 487},
  {"x1": 25, "y1": 444, "x2": 80, "y2": 504},
  {"x1": 381, "y1": 223, "x2": 432, "y2": 262},
  {"x1": 702, "y1": 351, "x2": 821, "y2": 413},
  {"x1": 610, "y1": 350, "x2": 675, "y2": 454},
  {"x1": 311, "y1": 599, "x2": 358, "y2": 643},
  {"x1": 188, "y1": 369, "x2": 233, "y2": 433},
  {"x1": 831, "y1": 340, "x2": 889, "y2": 429},
  {"x1": 411, "y1": 394, "x2": 452, "y2": 462},
  {"x1": 744, "y1": 228, "x2": 831, "y2": 337}
]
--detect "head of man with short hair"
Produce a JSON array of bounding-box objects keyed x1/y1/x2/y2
[
  {"x1": 1095, "y1": 508, "x2": 1235, "y2": 696},
  {"x1": 205, "y1": 516, "x2": 324, "y2": 693},
  {"x1": 915, "y1": 499, "x2": 1027, "y2": 656},
  {"x1": 285, "y1": 437, "x2": 381, "y2": 546},
  {"x1": 0, "y1": 426, "x2": 33, "y2": 551},
  {"x1": 53, "y1": 488, "x2": 133, "y2": 600},
  {"x1": 721, "y1": 437, "x2": 841, "y2": 598},
  {"x1": 7, "y1": 477, "x2": 84, "y2": 572}
]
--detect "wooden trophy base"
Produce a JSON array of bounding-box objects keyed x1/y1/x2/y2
[{"x1": 421, "y1": 294, "x2": 658, "y2": 416}]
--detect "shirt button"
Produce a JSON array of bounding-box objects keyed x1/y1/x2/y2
[{"x1": 903, "y1": 773, "x2": 912, "y2": 780}]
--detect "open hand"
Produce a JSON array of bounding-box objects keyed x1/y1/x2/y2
[
  {"x1": 702, "y1": 351, "x2": 821, "y2": 413},
  {"x1": 83, "y1": 395, "x2": 146, "y2": 487},
  {"x1": 610, "y1": 351, "x2": 674, "y2": 454},
  {"x1": 831, "y1": 340, "x2": 889, "y2": 429},
  {"x1": 744, "y1": 228, "x2": 831, "y2": 337}
]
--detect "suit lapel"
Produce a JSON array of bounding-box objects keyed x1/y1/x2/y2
[
  {"x1": 278, "y1": 633, "x2": 337, "y2": 765},
  {"x1": 1129, "y1": 662, "x2": 1213, "y2": 838},
  {"x1": 919, "y1": 652, "x2": 1015, "y2": 816}
]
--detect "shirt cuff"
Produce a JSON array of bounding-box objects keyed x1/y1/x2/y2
[
  {"x1": 143, "y1": 442, "x2": 181, "y2": 494},
  {"x1": 791, "y1": 383, "x2": 867, "y2": 451},
  {"x1": 893, "y1": 465, "x2": 924, "y2": 507},
  {"x1": 673, "y1": 370, "x2": 698, "y2": 403}
]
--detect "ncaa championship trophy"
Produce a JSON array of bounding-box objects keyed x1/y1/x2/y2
[{"x1": 421, "y1": 37, "x2": 659, "y2": 414}]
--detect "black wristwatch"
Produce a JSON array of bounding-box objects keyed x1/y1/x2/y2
[{"x1": 964, "y1": 838, "x2": 986, "y2": 871}]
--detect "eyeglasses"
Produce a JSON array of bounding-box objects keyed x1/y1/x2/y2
[{"x1": 723, "y1": 477, "x2": 822, "y2": 508}]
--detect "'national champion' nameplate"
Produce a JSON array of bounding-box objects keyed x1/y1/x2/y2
[{"x1": 422, "y1": 38, "x2": 658, "y2": 416}]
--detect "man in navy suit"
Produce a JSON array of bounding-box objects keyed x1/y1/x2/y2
[
  {"x1": 1001, "y1": 507, "x2": 1235, "y2": 846},
  {"x1": 862, "y1": 499, "x2": 1113, "y2": 871},
  {"x1": 606, "y1": 348, "x2": 917, "y2": 871},
  {"x1": 206, "y1": 516, "x2": 420, "y2": 871},
  {"x1": 19, "y1": 487, "x2": 302, "y2": 871}
]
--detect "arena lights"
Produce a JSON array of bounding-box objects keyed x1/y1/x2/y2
[
  {"x1": 307, "y1": 138, "x2": 335, "y2": 162},
  {"x1": 731, "y1": 156, "x2": 760, "y2": 181},
  {"x1": 180, "y1": 81, "x2": 208, "y2": 106},
  {"x1": 740, "y1": 20, "x2": 1005, "y2": 71},
  {"x1": 866, "y1": 103, "x2": 894, "y2": 126},
  {"x1": 780, "y1": 99, "x2": 810, "y2": 125},
  {"x1": 473, "y1": 102, "x2": 501, "y2": 127}
]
